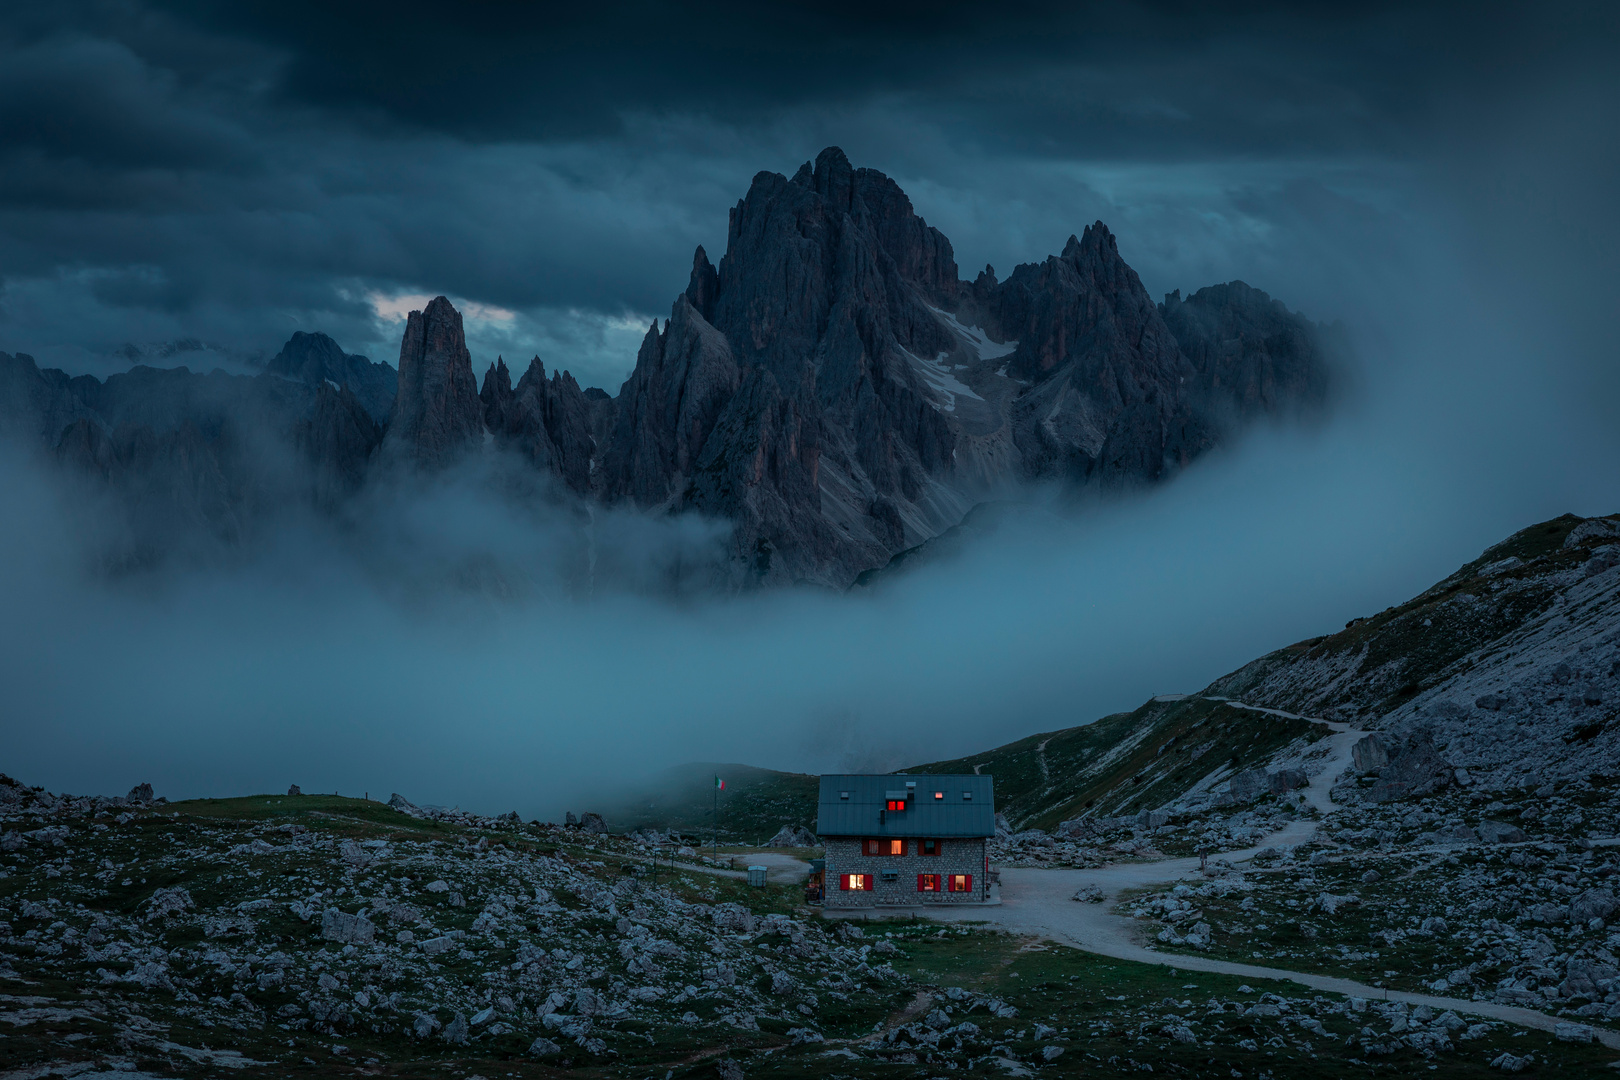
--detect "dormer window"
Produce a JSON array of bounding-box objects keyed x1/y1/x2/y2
[
  {"x1": 962, "y1": 791, "x2": 973, "y2": 801},
  {"x1": 933, "y1": 791, "x2": 944, "y2": 800},
  {"x1": 886, "y1": 799, "x2": 905, "y2": 812},
  {"x1": 840, "y1": 791, "x2": 850, "y2": 800}
]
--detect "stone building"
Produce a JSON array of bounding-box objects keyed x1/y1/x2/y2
[{"x1": 816, "y1": 774, "x2": 995, "y2": 908}]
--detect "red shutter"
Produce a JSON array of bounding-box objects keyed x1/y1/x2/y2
[
  {"x1": 916, "y1": 874, "x2": 925, "y2": 892},
  {"x1": 963, "y1": 874, "x2": 972, "y2": 893}
]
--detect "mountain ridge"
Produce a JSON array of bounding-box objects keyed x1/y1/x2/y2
[{"x1": 0, "y1": 146, "x2": 1335, "y2": 587}]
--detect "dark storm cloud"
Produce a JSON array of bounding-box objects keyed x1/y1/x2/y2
[{"x1": 2, "y1": 0, "x2": 1616, "y2": 388}]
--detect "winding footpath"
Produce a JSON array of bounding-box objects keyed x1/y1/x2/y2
[{"x1": 907, "y1": 708, "x2": 1620, "y2": 1051}]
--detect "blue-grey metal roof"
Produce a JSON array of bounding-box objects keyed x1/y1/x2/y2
[{"x1": 816, "y1": 774, "x2": 995, "y2": 838}]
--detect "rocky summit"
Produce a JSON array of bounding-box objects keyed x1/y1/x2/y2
[{"x1": 0, "y1": 148, "x2": 1333, "y2": 589}]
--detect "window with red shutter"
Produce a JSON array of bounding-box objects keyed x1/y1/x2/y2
[
  {"x1": 948, "y1": 873, "x2": 973, "y2": 893},
  {"x1": 842, "y1": 873, "x2": 871, "y2": 891},
  {"x1": 917, "y1": 874, "x2": 940, "y2": 892}
]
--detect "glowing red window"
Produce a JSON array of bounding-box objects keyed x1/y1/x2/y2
[
  {"x1": 841, "y1": 873, "x2": 871, "y2": 891},
  {"x1": 886, "y1": 799, "x2": 906, "y2": 811},
  {"x1": 917, "y1": 874, "x2": 941, "y2": 892},
  {"x1": 948, "y1": 873, "x2": 973, "y2": 893}
]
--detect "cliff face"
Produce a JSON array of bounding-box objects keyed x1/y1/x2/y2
[
  {"x1": 3, "y1": 148, "x2": 1334, "y2": 588},
  {"x1": 588, "y1": 147, "x2": 1333, "y2": 586},
  {"x1": 382, "y1": 296, "x2": 484, "y2": 470}
]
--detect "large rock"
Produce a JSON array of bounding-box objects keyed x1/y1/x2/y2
[
  {"x1": 382, "y1": 296, "x2": 484, "y2": 468},
  {"x1": 1351, "y1": 735, "x2": 1389, "y2": 773},
  {"x1": 766, "y1": 825, "x2": 818, "y2": 847},
  {"x1": 1476, "y1": 820, "x2": 1526, "y2": 844},
  {"x1": 1570, "y1": 887, "x2": 1617, "y2": 923},
  {"x1": 1367, "y1": 734, "x2": 1453, "y2": 803},
  {"x1": 321, "y1": 909, "x2": 376, "y2": 945}
]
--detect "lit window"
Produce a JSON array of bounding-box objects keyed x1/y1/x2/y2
[
  {"x1": 886, "y1": 799, "x2": 906, "y2": 811},
  {"x1": 841, "y1": 873, "x2": 871, "y2": 891},
  {"x1": 917, "y1": 873, "x2": 941, "y2": 892},
  {"x1": 887, "y1": 839, "x2": 904, "y2": 856},
  {"x1": 863, "y1": 838, "x2": 906, "y2": 856},
  {"x1": 948, "y1": 873, "x2": 973, "y2": 892},
  {"x1": 933, "y1": 791, "x2": 943, "y2": 800}
]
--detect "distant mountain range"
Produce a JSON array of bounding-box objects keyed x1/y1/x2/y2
[{"x1": 0, "y1": 147, "x2": 1334, "y2": 587}]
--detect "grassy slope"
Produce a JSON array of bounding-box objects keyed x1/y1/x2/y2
[
  {"x1": 603, "y1": 762, "x2": 819, "y2": 844},
  {"x1": 1210, "y1": 512, "x2": 1614, "y2": 716},
  {"x1": 626, "y1": 513, "x2": 1615, "y2": 836},
  {"x1": 906, "y1": 696, "x2": 1322, "y2": 830}
]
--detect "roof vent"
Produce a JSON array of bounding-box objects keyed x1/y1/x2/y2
[
  {"x1": 839, "y1": 791, "x2": 850, "y2": 800},
  {"x1": 962, "y1": 791, "x2": 973, "y2": 801}
]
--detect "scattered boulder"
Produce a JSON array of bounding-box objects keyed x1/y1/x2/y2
[
  {"x1": 1351, "y1": 735, "x2": 1388, "y2": 773},
  {"x1": 127, "y1": 783, "x2": 155, "y2": 805},
  {"x1": 1228, "y1": 768, "x2": 1306, "y2": 803},
  {"x1": 578, "y1": 812, "x2": 608, "y2": 835},
  {"x1": 1569, "y1": 887, "x2": 1617, "y2": 924},
  {"x1": 528, "y1": 1037, "x2": 561, "y2": 1056},
  {"x1": 1269, "y1": 769, "x2": 1308, "y2": 794},
  {"x1": 320, "y1": 909, "x2": 377, "y2": 945},
  {"x1": 1475, "y1": 693, "x2": 1507, "y2": 711},
  {"x1": 388, "y1": 793, "x2": 420, "y2": 816},
  {"x1": 766, "y1": 824, "x2": 818, "y2": 847},
  {"x1": 1368, "y1": 734, "x2": 1453, "y2": 803},
  {"x1": 1582, "y1": 546, "x2": 1620, "y2": 577},
  {"x1": 287, "y1": 784, "x2": 302, "y2": 796},
  {"x1": 1562, "y1": 518, "x2": 1620, "y2": 548},
  {"x1": 145, "y1": 887, "x2": 194, "y2": 921},
  {"x1": 1228, "y1": 769, "x2": 1270, "y2": 803},
  {"x1": 1477, "y1": 820, "x2": 1526, "y2": 844},
  {"x1": 442, "y1": 1011, "x2": 469, "y2": 1045},
  {"x1": 1073, "y1": 885, "x2": 1105, "y2": 903}
]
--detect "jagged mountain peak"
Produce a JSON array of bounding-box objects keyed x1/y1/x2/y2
[{"x1": 2, "y1": 151, "x2": 1336, "y2": 590}]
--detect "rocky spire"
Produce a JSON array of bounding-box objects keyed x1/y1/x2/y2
[
  {"x1": 685, "y1": 246, "x2": 719, "y2": 324},
  {"x1": 382, "y1": 296, "x2": 483, "y2": 468}
]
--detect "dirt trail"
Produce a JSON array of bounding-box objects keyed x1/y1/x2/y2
[{"x1": 912, "y1": 705, "x2": 1620, "y2": 1050}]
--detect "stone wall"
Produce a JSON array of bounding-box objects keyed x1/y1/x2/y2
[{"x1": 822, "y1": 836, "x2": 988, "y2": 907}]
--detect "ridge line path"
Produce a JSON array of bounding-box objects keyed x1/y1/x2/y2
[{"x1": 912, "y1": 702, "x2": 1620, "y2": 1050}]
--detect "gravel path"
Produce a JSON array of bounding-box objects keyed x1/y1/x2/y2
[{"x1": 910, "y1": 711, "x2": 1620, "y2": 1050}]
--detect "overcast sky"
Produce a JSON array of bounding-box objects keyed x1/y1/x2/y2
[
  {"x1": 3, "y1": 2, "x2": 1614, "y2": 392},
  {"x1": 3, "y1": 2, "x2": 1618, "y2": 815}
]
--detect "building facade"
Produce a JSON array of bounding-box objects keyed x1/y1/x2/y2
[{"x1": 816, "y1": 774, "x2": 994, "y2": 908}]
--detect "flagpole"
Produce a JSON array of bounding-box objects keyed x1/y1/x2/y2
[{"x1": 712, "y1": 775, "x2": 719, "y2": 861}]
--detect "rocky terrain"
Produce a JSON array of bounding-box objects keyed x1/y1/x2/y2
[
  {"x1": 5, "y1": 776, "x2": 1615, "y2": 1079},
  {"x1": 0, "y1": 147, "x2": 1333, "y2": 589}
]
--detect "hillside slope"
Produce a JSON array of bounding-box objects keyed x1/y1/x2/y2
[
  {"x1": 604, "y1": 762, "x2": 819, "y2": 844},
  {"x1": 624, "y1": 512, "x2": 1620, "y2": 837},
  {"x1": 902, "y1": 512, "x2": 1620, "y2": 824}
]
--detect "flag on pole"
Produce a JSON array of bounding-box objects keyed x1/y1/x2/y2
[{"x1": 715, "y1": 777, "x2": 725, "y2": 790}]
